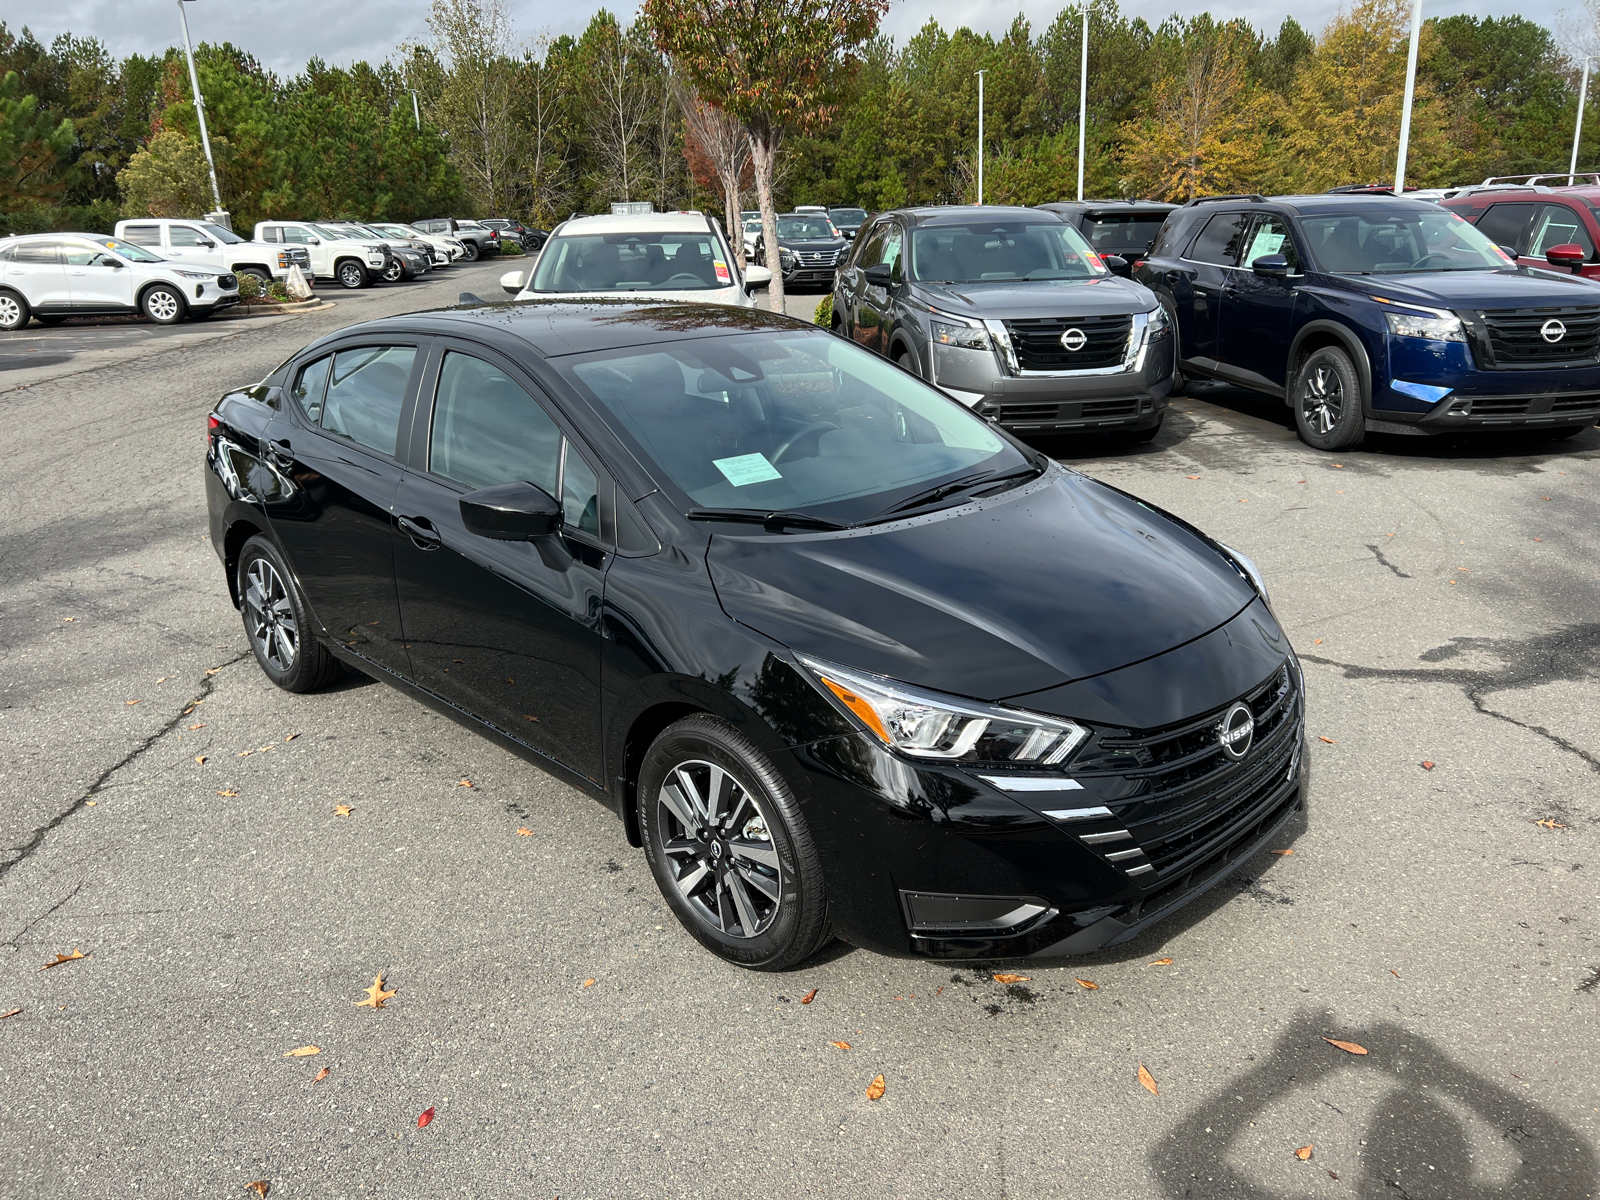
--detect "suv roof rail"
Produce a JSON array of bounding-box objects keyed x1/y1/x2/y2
[
  {"x1": 1181, "y1": 194, "x2": 1267, "y2": 207},
  {"x1": 1483, "y1": 172, "x2": 1600, "y2": 186},
  {"x1": 1450, "y1": 184, "x2": 1550, "y2": 199}
]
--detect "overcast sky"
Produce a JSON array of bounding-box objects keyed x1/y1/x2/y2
[{"x1": 4, "y1": 0, "x2": 1556, "y2": 76}]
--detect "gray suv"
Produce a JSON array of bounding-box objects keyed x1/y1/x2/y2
[{"x1": 831, "y1": 206, "x2": 1175, "y2": 440}]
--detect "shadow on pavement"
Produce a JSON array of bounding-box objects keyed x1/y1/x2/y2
[{"x1": 1150, "y1": 1009, "x2": 1599, "y2": 1199}]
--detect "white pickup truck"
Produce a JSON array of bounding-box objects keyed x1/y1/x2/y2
[
  {"x1": 252, "y1": 221, "x2": 394, "y2": 289},
  {"x1": 114, "y1": 218, "x2": 312, "y2": 287}
]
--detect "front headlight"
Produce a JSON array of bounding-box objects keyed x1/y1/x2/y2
[
  {"x1": 1219, "y1": 542, "x2": 1270, "y2": 606},
  {"x1": 1384, "y1": 309, "x2": 1466, "y2": 342},
  {"x1": 177, "y1": 270, "x2": 213, "y2": 280},
  {"x1": 930, "y1": 315, "x2": 991, "y2": 350},
  {"x1": 800, "y1": 655, "x2": 1088, "y2": 765},
  {"x1": 1146, "y1": 304, "x2": 1172, "y2": 341}
]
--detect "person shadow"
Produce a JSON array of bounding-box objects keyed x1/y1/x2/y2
[{"x1": 1150, "y1": 1009, "x2": 1598, "y2": 1198}]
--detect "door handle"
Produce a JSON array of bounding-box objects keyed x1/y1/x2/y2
[
  {"x1": 1164, "y1": 270, "x2": 1183, "y2": 284},
  {"x1": 265, "y1": 438, "x2": 294, "y2": 468},
  {"x1": 398, "y1": 515, "x2": 442, "y2": 549}
]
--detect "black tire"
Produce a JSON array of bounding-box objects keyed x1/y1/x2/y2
[
  {"x1": 895, "y1": 350, "x2": 921, "y2": 378},
  {"x1": 236, "y1": 535, "x2": 341, "y2": 693},
  {"x1": 1113, "y1": 415, "x2": 1164, "y2": 445},
  {"x1": 37, "y1": 315, "x2": 67, "y2": 326},
  {"x1": 336, "y1": 259, "x2": 369, "y2": 289},
  {"x1": 459, "y1": 240, "x2": 480, "y2": 262},
  {"x1": 638, "y1": 715, "x2": 831, "y2": 971},
  {"x1": 1292, "y1": 345, "x2": 1366, "y2": 451},
  {"x1": 239, "y1": 267, "x2": 272, "y2": 288},
  {"x1": 0, "y1": 288, "x2": 29, "y2": 331},
  {"x1": 141, "y1": 284, "x2": 186, "y2": 325}
]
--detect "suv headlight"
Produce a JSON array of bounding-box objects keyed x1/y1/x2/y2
[
  {"x1": 800, "y1": 655, "x2": 1088, "y2": 765},
  {"x1": 1146, "y1": 304, "x2": 1173, "y2": 341},
  {"x1": 930, "y1": 314, "x2": 991, "y2": 350},
  {"x1": 1384, "y1": 308, "x2": 1466, "y2": 342},
  {"x1": 177, "y1": 270, "x2": 213, "y2": 280},
  {"x1": 1219, "y1": 542, "x2": 1270, "y2": 606}
]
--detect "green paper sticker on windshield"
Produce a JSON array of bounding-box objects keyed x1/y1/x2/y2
[{"x1": 713, "y1": 452, "x2": 783, "y2": 487}]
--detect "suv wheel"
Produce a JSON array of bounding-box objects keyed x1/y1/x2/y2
[
  {"x1": 237, "y1": 535, "x2": 341, "y2": 693},
  {"x1": 337, "y1": 260, "x2": 368, "y2": 289},
  {"x1": 142, "y1": 284, "x2": 186, "y2": 325},
  {"x1": 638, "y1": 715, "x2": 831, "y2": 971},
  {"x1": 0, "y1": 290, "x2": 32, "y2": 330},
  {"x1": 1293, "y1": 346, "x2": 1365, "y2": 451},
  {"x1": 459, "y1": 240, "x2": 480, "y2": 262}
]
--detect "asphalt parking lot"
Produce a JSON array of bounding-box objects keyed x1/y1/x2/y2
[{"x1": 1, "y1": 267, "x2": 1597, "y2": 1199}]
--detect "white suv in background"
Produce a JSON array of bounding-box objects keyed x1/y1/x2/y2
[
  {"x1": 0, "y1": 232, "x2": 239, "y2": 329},
  {"x1": 367, "y1": 222, "x2": 462, "y2": 264},
  {"x1": 113, "y1": 218, "x2": 311, "y2": 286},
  {"x1": 500, "y1": 212, "x2": 769, "y2": 306},
  {"x1": 253, "y1": 221, "x2": 392, "y2": 289}
]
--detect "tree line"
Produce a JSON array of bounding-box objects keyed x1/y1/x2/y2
[{"x1": 1, "y1": 0, "x2": 1593, "y2": 244}]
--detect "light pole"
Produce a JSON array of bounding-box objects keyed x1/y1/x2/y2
[
  {"x1": 1571, "y1": 56, "x2": 1597, "y2": 184},
  {"x1": 1076, "y1": 6, "x2": 1088, "y2": 202},
  {"x1": 975, "y1": 69, "x2": 985, "y2": 205},
  {"x1": 411, "y1": 90, "x2": 421, "y2": 131},
  {"x1": 176, "y1": 0, "x2": 227, "y2": 225},
  {"x1": 1392, "y1": 0, "x2": 1423, "y2": 195}
]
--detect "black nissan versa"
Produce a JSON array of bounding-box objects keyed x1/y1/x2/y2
[{"x1": 206, "y1": 300, "x2": 1305, "y2": 970}]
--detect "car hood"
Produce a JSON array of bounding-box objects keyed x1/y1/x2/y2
[
  {"x1": 515, "y1": 287, "x2": 747, "y2": 307},
  {"x1": 1328, "y1": 269, "x2": 1600, "y2": 309},
  {"x1": 911, "y1": 276, "x2": 1156, "y2": 320},
  {"x1": 778, "y1": 238, "x2": 847, "y2": 253},
  {"x1": 707, "y1": 466, "x2": 1257, "y2": 702}
]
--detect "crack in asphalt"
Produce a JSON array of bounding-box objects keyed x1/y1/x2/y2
[
  {"x1": 1365, "y1": 543, "x2": 1414, "y2": 579},
  {"x1": 1300, "y1": 622, "x2": 1600, "y2": 780},
  {"x1": 0, "y1": 881, "x2": 82, "y2": 951},
  {"x1": 0, "y1": 651, "x2": 247, "y2": 885}
]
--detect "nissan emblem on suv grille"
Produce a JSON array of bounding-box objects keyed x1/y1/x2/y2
[
  {"x1": 1218, "y1": 702, "x2": 1255, "y2": 760},
  {"x1": 1060, "y1": 327, "x2": 1088, "y2": 352},
  {"x1": 1541, "y1": 319, "x2": 1567, "y2": 343}
]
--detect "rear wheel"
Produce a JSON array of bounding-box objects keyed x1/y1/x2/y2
[
  {"x1": 459, "y1": 240, "x2": 480, "y2": 262},
  {"x1": 141, "y1": 284, "x2": 186, "y2": 325},
  {"x1": 1292, "y1": 346, "x2": 1366, "y2": 451},
  {"x1": 0, "y1": 289, "x2": 28, "y2": 331},
  {"x1": 639, "y1": 715, "x2": 830, "y2": 971},
  {"x1": 237, "y1": 535, "x2": 341, "y2": 693}
]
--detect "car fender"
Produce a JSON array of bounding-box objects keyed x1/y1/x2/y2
[
  {"x1": 886, "y1": 327, "x2": 922, "y2": 374},
  {"x1": 1285, "y1": 316, "x2": 1374, "y2": 410}
]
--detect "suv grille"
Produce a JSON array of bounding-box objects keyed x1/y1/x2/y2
[
  {"x1": 1479, "y1": 304, "x2": 1600, "y2": 366},
  {"x1": 218, "y1": 273, "x2": 238, "y2": 290},
  {"x1": 1069, "y1": 664, "x2": 1302, "y2": 881},
  {"x1": 1003, "y1": 314, "x2": 1131, "y2": 372},
  {"x1": 794, "y1": 249, "x2": 844, "y2": 266}
]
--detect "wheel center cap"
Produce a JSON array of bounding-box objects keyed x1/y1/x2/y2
[{"x1": 710, "y1": 841, "x2": 724, "y2": 861}]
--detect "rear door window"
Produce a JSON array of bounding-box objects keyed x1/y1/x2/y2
[
  {"x1": 1474, "y1": 203, "x2": 1538, "y2": 254},
  {"x1": 291, "y1": 356, "x2": 332, "y2": 423},
  {"x1": 122, "y1": 225, "x2": 163, "y2": 248},
  {"x1": 1529, "y1": 204, "x2": 1595, "y2": 259},
  {"x1": 13, "y1": 240, "x2": 64, "y2": 264},
  {"x1": 1185, "y1": 213, "x2": 1251, "y2": 265},
  {"x1": 321, "y1": 346, "x2": 417, "y2": 456}
]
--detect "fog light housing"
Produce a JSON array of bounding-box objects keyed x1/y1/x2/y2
[{"x1": 901, "y1": 891, "x2": 1054, "y2": 936}]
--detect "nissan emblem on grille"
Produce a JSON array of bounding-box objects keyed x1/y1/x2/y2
[
  {"x1": 1217, "y1": 702, "x2": 1255, "y2": 760},
  {"x1": 1060, "y1": 328, "x2": 1088, "y2": 352},
  {"x1": 1541, "y1": 319, "x2": 1567, "y2": 343}
]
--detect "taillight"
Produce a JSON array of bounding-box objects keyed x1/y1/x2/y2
[{"x1": 207, "y1": 414, "x2": 219, "y2": 450}]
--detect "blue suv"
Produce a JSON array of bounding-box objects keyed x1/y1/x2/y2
[{"x1": 1136, "y1": 194, "x2": 1600, "y2": 449}]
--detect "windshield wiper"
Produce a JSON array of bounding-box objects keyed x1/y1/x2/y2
[
  {"x1": 876, "y1": 465, "x2": 1042, "y2": 519},
  {"x1": 686, "y1": 507, "x2": 853, "y2": 532}
]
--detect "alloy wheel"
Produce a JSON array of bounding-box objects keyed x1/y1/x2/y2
[
  {"x1": 0, "y1": 295, "x2": 21, "y2": 328},
  {"x1": 243, "y1": 557, "x2": 299, "y2": 673},
  {"x1": 1301, "y1": 364, "x2": 1344, "y2": 435},
  {"x1": 655, "y1": 760, "x2": 782, "y2": 938},
  {"x1": 145, "y1": 289, "x2": 180, "y2": 323},
  {"x1": 382, "y1": 261, "x2": 403, "y2": 283},
  {"x1": 339, "y1": 263, "x2": 364, "y2": 288}
]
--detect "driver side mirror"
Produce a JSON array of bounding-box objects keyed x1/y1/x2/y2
[
  {"x1": 306, "y1": 237, "x2": 320, "y2": 246},
  {"x1": 500, "y1": 269, "x2": 527, "y2": 296},
  {"x1": 1545, "y1": 243, "x2": 1586, "y2": 273},
  {"x1": 197, "y1": 239, "x2": 215, "y2": 249},
  {"x1": 460, "y1": 481, "x2": 563, "y2": 541},
  {"x1": 1101, "y1": 254, "x2": 1131, "y2": 278},
  {"x1": 864, "y1": 263, "x2": 894, "y2": 288},
  {"x1": 1251, "y1": 253, "x2": 1292, "y2": 279},
  {"x1": 744, "y1": 264, "x2": 772, "y2": 292}
]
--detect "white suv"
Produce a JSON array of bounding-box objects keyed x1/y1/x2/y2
[
  {"x1": 500, "y1": 212, "x2": 770, "y2": 306},
  {"x1": 113, "y1": 218, "x2": 311, "y2": 286},
  {"x1": 0, "y1": 232, "x2": 239, "y2": 330},
  {"x1": 252, "y1": 221, "x2": 392, "y2": 289}
]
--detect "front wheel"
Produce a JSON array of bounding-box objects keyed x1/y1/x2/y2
[
  {"x1": 1292, "y1": 345, "x2": 1366, "y2": 451},
  {"x1": 142, "y1": 284, "x2": 186, "y2": 325},
  {"x1": 337, "y1": 260, "x2": 369, "y2": 289},
  {"x1": 639, "y1": 715, "x2": 830, "y2": 971},
  {"x1": 236, "y1": 535, "x2": 341, "y2": 693}
]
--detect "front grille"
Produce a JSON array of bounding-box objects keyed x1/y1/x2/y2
[
  {"x1": 991, "y1": 398, "x2": 1143, "y2": 425},
  {"x1": 1552, "y1": 393, "x2": 1600, "y2": 412},
  {"x1": 795, "y1": 249, "x2": 843, "y2": 266},
  {"x1": 218, "y1": 273, "x2": 237, "y2": 290},
  {"x1": 1069, "y1": 664, "x2": 1302, "y2": 881},
  {"x1": 1471, "y1": 397, "x2": 1531, "y2": 415},
  {"x1": 1082, "y1": 399, "x2": 1137, "y2": 417},
  {"x1": 1003, "y1": 314, "x2": 1131, "y2": 372},
  {"x1": 1458, "y1": 392, "x2": 1600, "y2": 418},
  {"x1": 1479, "y1": 304, "x2": 1600, "y2": 366}
]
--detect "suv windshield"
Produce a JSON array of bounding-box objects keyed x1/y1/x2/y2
[
  {"x1": 199, "y1": 222, "x2": 246, "y2": 244},
  {"x1": 562, "y1": 330, "x2": 1027, "y2": 522},
  {"x1": 530, "y1": 232, "x2": 730, "y2": 292},
  {"x1": 911, "y1": 221, "x2": 1106, "y2": 282},
  {"x1": 776, "y1": 217, "x2": 835, "y2": 240},
  {"x1": 1301, "y1": 209, "x2": 1509, "y2": 274},
  {"x1": 1081, "y1": 214, "x2": 1166, "y2": 255}
]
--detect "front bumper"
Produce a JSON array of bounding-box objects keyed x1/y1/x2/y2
[{"x1": 1374, "y1": 337, "x2": 1600, "y2": 431}]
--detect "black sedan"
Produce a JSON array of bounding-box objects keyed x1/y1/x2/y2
[
  {"x1": 205, "y1": 300, "x2": 1305, "y2": 969},
  {"x1": 753, "y1": 214, "x2": 850, "y2": 288}
]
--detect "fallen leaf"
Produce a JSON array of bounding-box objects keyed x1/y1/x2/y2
[
  {"x1": 515, "y1": 827, "x2": 532, "y2": 836},
  {"x1": 1533, "y1": 818, "x2": 1569, "y2": 829},
  {"x1": 865, "y1": 1074, "x2": 886, "y2": 1101},
  {"x1": 417, "y1": 1106, "x2": 435, "y2": 1128},
  {"x1": 582, "y1": 978, "x2": 596, "y2": 988},
  {"x1": 125, "y1": 699, "x2": 141, "y2": 706},
  {"x1": 206, "y1": 667, "x2": 221, "y2": 675},
  {"x1": 1328, "y1": 1171, "x2": 1340, "y2": 1180},
  {"x1": 1534, "y1": 537, "x2": 1543, "y2": 542},
  {"x1": 283, "y1": 1045, "x2": 321, "y2": 1058},
  {"x1": 39, "y1": 949, "x2": 87, "y2": 972},
  {"x1": 1271, "y1": 849, "x2": 1295, "y2": 856},
  {"x1": 935, "y1": 985, "x2": 944, "y2": 996},
  {"x1": 63, "y1": 616, "x2": 74, "y2": 621},
  {"x1": 1185, "y1": 474, "x2": 1200, "y2": 479},
  {"x1": 1147, "y1": 958, "x2": 1173, "y2": 967},
  {"x1": 334, "y1": 805, "x2": 353, "y2": 817},
  {"x1": 993, "y1": 973, "x2": 1030, "y2": 984},
  {"x1": 1332, "y1": 463, "x2": 1343, "y2": 468},
  {"x1": 195, "y1": 755, "x2": 207, "y2": 764},
  {"x1": 157, "y1": 676, "x2": 170, "y2": 683},
  {"x1": 1138, "y1": 1064, "x2": 1159, "y2": 1095},
  {"x1": 1390, "y1": 969, "x2": 1400, "y2": 977},
  {"x1": 84, "y1": 800, "x2": 96, "y2": 806},
  {"x1": 313, "y1": 1066, "x2": 330, "y2": 1082},
  {"x1": 0, "y1": 1008, "x2": 21, "y2": 1019},
  {"x1": 1318, "y1": 736, "x2": 1336, "y2": 744},
  {"x1": 188, "y1": 723, "x2": 206, "y2": 730},
  {"x1": 800, "y1": 988, "x2": 818, "y2": 1004},
  {"x1": 523, "y1": 714, "x2": 539, "y2": 722},
  {"x1": 245, "y1": 1183, "x2": 270, "y2": 1198},
  {"x1": 1421, "y1": 761, "x2": 1435, "y2": 771},
  {"x1": 1322, "y1": 1037, "x2": 1368, "y2": 1055},
  {"x1": 1074, "y1": 977, "x2": 1099, "y2": 990},
  {"x1": 829, "y1": 1040, "x2": 851, "y2": 1050},
  {"x1": 457, "y1": 779, "x2": 474, "y2": 788},
  {"x1": 352, "y1": 974, "x2": 395, "y2": 1010},
  {"x1": 217, "y1": 789, "x2": 240, "y2": 797},
  {"x1": 237, "y1": 751, "x2": 251, "y2": 758},
  {"x1": 1296, "y1": 1144, "x2": 1314, "y2": 1160},
  {"x1": 285, "y1": 732, "x2": 300, "y2": 742},
  {"x1": 1238, "y1": 498, "x2": 1249, "y2": 503},
  {"x1": 1314, "y1": 638, "x2": 1323, "y2": 645},
  {"x1": 1542, "y1": 496, "x2": 1551, "y2": 501}
]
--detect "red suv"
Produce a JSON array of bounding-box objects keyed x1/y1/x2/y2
[{"x1": 1442, "y1": 187, "x2": 1599, "y2": 278}]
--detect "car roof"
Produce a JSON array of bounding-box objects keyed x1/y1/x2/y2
[
  {"x1": 887, "y1": 205, "x2": 1067, "y2": 226},
  {"x1": 1177, "y1": 194, "x2": 1448, "y2": 218},
  {"x1": 3, "y1": 231, "x2": 110, "y2": 244},
  {"x1": 1037, "y1": 200, "x2": 1177, "y2": 214},
  {"x1": 559, "y1": 213, "x2": 714, "y2": 234}
]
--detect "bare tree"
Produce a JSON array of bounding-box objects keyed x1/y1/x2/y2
[
  {"x1": 672, "y1": 78, "x2": 752, "y2": 264},
  {"x1": 582, "y1": 14, "x2": 656, "y2": 204},
  {"x1": 425, "y1": 0, "x2": 526, "y2": 214},
  {"x1": 521, "y1": 35, "x2": 573, "y2": 224}
]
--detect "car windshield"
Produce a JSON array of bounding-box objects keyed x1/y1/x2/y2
[
  {"x1": 563, "y1": 330, "x2": 1028, "y2": 522},
  {"x1": 910, "y1": 221, "x2": 1106, "y2": 282},
  {"x1": 1301, "y1": 209, "x2": 1510, "y2": 274},
  {"x1": 776, "y1": 217, "x2": 835, "y2": 239},
  {"x1": 830, "y1": 209, "x2": 867, "y2": 224},
  {"x1": 94, "y1": 237, "x2": 164, "y2": 263},
  {"x1": 1081, "y1": 214, "x2": 1167, "y2": 255},
  {"x1": 199, "y1": 222, "x2": 246, "y2": 245},
  {"x1": 529, "y1": 232, "x2": 731, "y2": 292},
  {"x1": 309, "y1": 224, "x2": 356, "y2": 240}
]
